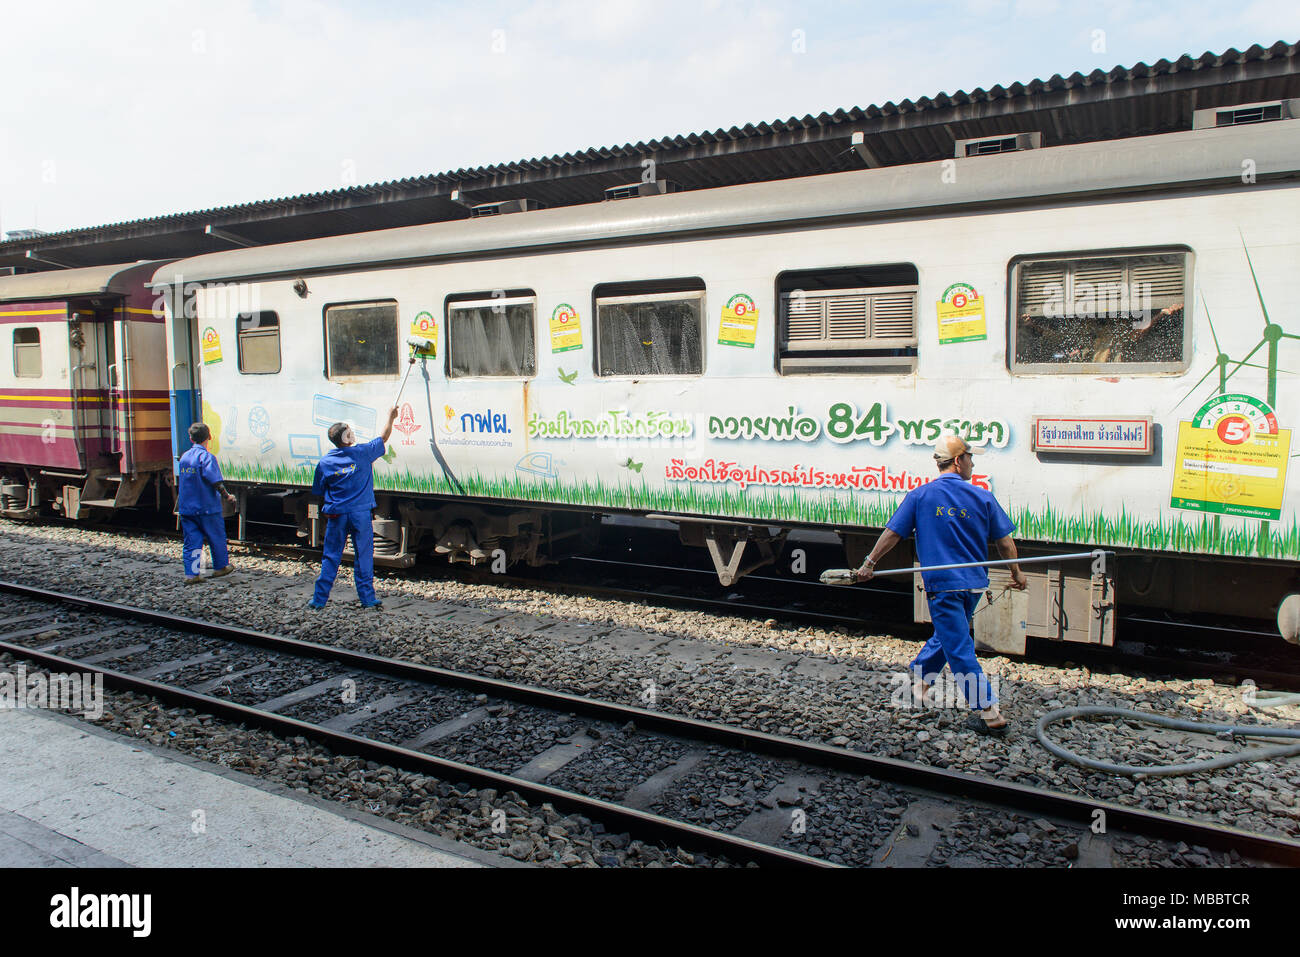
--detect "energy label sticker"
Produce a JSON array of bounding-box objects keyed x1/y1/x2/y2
[
  {"x1": 936, "y1": 282, "x2": 987, "y2": 344},
  {"x1": 550, "y1": 303, "x2": 583, "y2": 353},
  {"x1": 718, "y1": 293, "x2": 759, "y2": 348},
  {"x1": 1170, "y1": 394, "x2": 1291, "y2": 520},
  {"x1": 409, "y1": 311, "x2": 437, "y2": 357},
  {"x1": 201, "y1": 327, "x2": 223, "y2": 365}
]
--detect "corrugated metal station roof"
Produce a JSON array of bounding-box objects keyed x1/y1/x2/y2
[
  {"x1": 3, "y1": 41, "x2": 1297, "y2": 272},
  {"x1": 151, "y1": 121, "x2": 1300, "y2": 288}
]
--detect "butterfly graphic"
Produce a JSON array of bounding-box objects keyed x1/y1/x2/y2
[{"x1": 621, "y1": 457, "x2": 643, "y2": 473}]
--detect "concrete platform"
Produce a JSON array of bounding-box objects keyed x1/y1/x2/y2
[{"x1": 0, "y1": 707, "x2": 514, "y2": 868}]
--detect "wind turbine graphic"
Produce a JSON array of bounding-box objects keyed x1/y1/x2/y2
[{"x1": 1177, "y1": 237, "x2": 1298, "y2": 412}]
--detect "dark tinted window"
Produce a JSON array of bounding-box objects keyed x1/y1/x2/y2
[
  {"x1": 595, "y1": 293, "x2": 703, "y2": 376},
  {"x1": 1013, "y1": 252, "x2": 1188, "y2": 371},
  {"x1": 325, "y1": 301, "x2": 399, "y2": 378},
  {"x1": 447, "y1": 297, "x2": 536, "y2": 378}
]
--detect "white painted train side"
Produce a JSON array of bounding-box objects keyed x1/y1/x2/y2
[{"x1": 154, "y1": 118, "x2": 1300, "y2": 646}]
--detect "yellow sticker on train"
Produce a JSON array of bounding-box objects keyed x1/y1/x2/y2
[
  {"x1": 201, "y1": 326, "x2": 223, "y2": 365},
  {"x1": 409, "y1": 312, "x2": 437, "y2": 357},
  {"x1": 718, "y1": 293, "x2": 759, "y2": 348},
  {"x1": 1170, "y1": 421, "x2": 1291, "y2": 520},
  {"x1": 550, "y1": 303, "x2": 583, "y2": 353},
  {"x1": 936, "y1": 283, "x2": 986, "y2": 344}
]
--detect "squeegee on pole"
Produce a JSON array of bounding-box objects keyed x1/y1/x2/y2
[{"x1": 393, "y1": 337, "x2": 434, "y2": 407}]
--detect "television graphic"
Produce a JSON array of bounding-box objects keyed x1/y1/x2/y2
[
  {"x1": 312, "y1": 394, "x2": 376, "y2": 439},
  {"x1": 288, "y1": 434, "x2": 323, "y2": 467}
]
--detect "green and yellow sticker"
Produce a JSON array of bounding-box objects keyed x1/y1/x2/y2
[{"x1": 936, "y1": 282, "x2": 987, "y2": 344}]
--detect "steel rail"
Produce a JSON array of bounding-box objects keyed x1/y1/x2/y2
[
  {"x1": 2, "y1": 579, "x2": 1298, "y2": 865},
  {"x1": 0, "y1": 594, "x2": 829, "y2": 869},
  {"x1": 0, "y1": 643, "x2": 831, "y2": 869},
  {"x1": 19, "y1": 520, "x2": 1289, "y2": 644},
  {"x1": 497, "y1": 573, "x2": 925, "y2": 636}
]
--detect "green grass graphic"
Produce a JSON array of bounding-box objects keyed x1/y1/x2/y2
[{"x1": 218, "y1": 459, "x2": 1300, "y2": 560}]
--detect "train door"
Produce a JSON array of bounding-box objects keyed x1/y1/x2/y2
[
  {"x1": 164, "y1": 286, "x2": 201, "y2": 469},
  {"x1": 67, "y1": 308, "x2": 97, "y2": 469},
  {"x1": 98, "y1": 307, "x2": 122, "y2": 469},
  {"x1": 68, "y1": 306, "x2": 115, "y2": 470}
]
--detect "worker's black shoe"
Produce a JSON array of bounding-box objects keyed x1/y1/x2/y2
[
  {"x1": 964, "y1": 714, "x2": 1009, "y2": 737},
  {"x1": 360, "y1": 600, "x2": 383, "y2": 610}
]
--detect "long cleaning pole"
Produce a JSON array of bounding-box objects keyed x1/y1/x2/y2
[{"x1": 867, "y1": 550, "x2": 1104, "y2": 578}]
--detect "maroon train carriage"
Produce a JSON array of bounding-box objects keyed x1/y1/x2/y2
[{"x1": 0, "y1": 263, "x2": 173, "y2": 519}]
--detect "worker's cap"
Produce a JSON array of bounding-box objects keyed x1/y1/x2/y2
[{"x1": 933, "y1": 434, "x2": 982, "y2": 462}]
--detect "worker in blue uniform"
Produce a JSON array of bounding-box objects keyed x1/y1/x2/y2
[
  {"x1": 177, "y1": 422, "x2": 237, "y2": 584},
  {"x1": 309, "y1": 406, "x2": 399, "y2": 610},
  {"x1": 856, "y1": 435, "x2": 1026, "y2": 735}
]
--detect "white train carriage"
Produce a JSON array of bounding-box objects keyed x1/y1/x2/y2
[
  {"x1": 0, "y1": 262, "x2": 173, "y2": 519},
  {"x1": 152, "y1": 116, "x2": 1300, "y2": 651}
]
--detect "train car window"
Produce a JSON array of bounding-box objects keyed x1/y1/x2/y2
[
  {"x1": 446, "y1": 295, "x2": 536, "y2": 378},
  {"x1": 1011, "y1": 250, "x2": 1191, "y2": 373},
  {"x1": 594, "y1": 289, "x2": 704, "y2": 377},
  {"x1": 776, "y1": 264, "x2": 918, "y2": 374},
  {"x1": 237, "y1": 311, "x2": 281, "y2": 374},
  {"x1": 13, "y1": 327, "x2": 41, "y2": 378},
  {"x1": 324, "y1": 301, "x2": 399, "y2": 379}
]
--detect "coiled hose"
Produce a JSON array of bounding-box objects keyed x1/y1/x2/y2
[{"x1": 1035, "y1": 697, "x2": 1300, "y2": 776}]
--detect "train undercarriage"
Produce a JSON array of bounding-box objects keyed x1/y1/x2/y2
[{"x1": 4, "y1": 478, "x2": 1297, "y2": 655}]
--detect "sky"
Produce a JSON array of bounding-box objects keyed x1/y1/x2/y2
[{"x1": 0, "y1": 0, "x2": 1296, "y2": 235}]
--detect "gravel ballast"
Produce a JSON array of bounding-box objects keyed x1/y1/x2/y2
[{"x1": 2, "y1": 520, "x2": 1297, "y2": 865}]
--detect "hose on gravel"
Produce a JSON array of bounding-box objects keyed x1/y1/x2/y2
[{"x1": 1035, "y1": 700, "x2": 1300, "y2": 777}]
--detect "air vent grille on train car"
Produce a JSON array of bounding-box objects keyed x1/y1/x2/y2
[
  {"x1": 1015, "y1": 252, "x2": 1187, "y2": 318},
  {"x1": 781, "y1": 288, "x2": 918, "y2": 350}
]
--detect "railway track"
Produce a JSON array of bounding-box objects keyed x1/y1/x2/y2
[
  {"x1": 16, "y1": 515, "x2": 1300, "y2": 692},
  {"x1": 1, "y1": 579, "x2": 1297, "y2": 867},
  {"x1": 12, "y1": 511, "x2": 1300, "y2": 709}
]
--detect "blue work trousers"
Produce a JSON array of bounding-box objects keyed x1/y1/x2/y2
[
  {"x1": 181, "y1": 512, "x2": 229, "y2": 577},
  {"x1": 910, "y1": 589, "x2": 997, "y2": 709},
  {"x1": 313, "y1": 509, "x2": 376, "y2": 605}
]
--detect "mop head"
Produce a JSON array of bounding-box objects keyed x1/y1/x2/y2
[
  {"x1": 408, "y1": 336, "x2": 436, "y2": 359},
  {"x1": 819, "y1": 567, "x2": 858, "y2": 585}
]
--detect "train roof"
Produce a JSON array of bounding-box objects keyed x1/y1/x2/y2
[
  {"x1": 5, "y1": 41, "x2": 1298, "y2": 273},
  {"x1": 0, "y1": 261, "x2": 165, "y2": 303},
  {"x1": 152, "y1": 120, "x2": 1300, "y2": 288}
]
